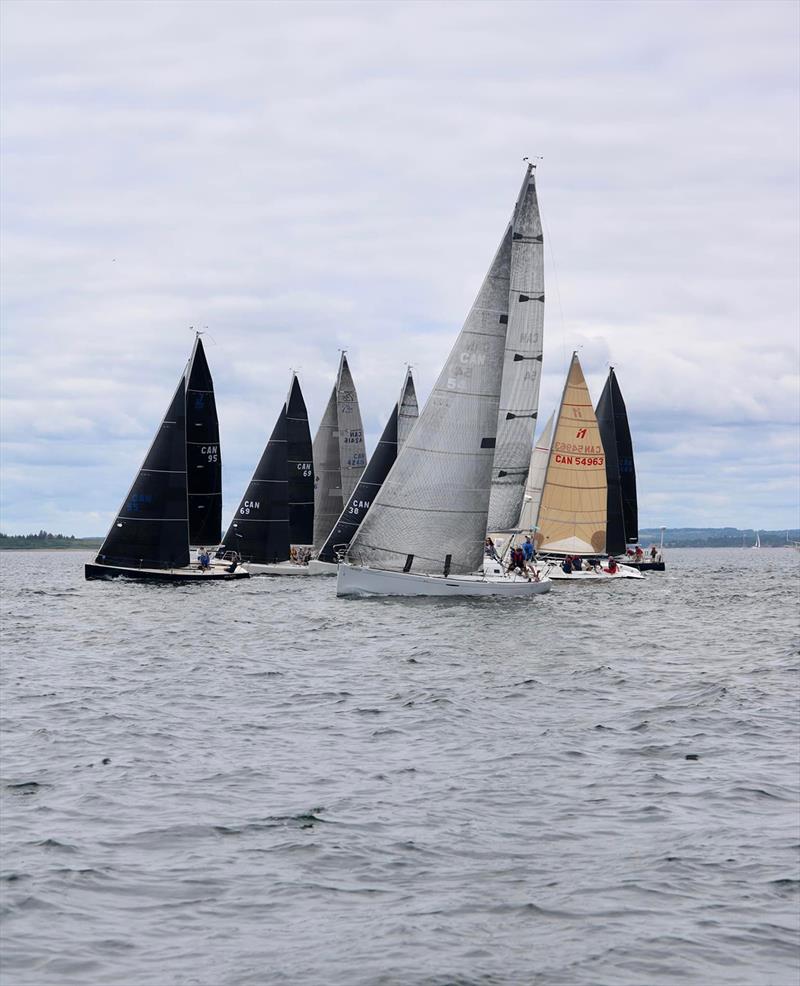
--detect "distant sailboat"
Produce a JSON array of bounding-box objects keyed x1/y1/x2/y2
[
  {"x1": 752, "y1": 531, "x2": 761, "y2": 549},
  {"x1": 217, "y1": 374, "x2": 314, "y2": 576},
  {"x1": 310, "y1": 368, "x2": 418, "y2": 574},
  {"x1": 337, "y1": 164, "x2": 552, "y2": 597},
  {"x1": 312, "y1": 353, "x2": 367, "y2": 551},
  {"x1": 534, "y1": 353, "x2": 642, "y2": 581},
  {"x1": 86, "y1": 337, "x2": 248, "y2": 582}
]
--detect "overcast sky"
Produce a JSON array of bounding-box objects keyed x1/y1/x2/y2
[{"x1": 1, "y1": 0, "x2": 798, "y2": 536}]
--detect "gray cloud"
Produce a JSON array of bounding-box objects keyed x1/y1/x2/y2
[{"x1": 1, "y1": 0, "x2": 798, "y2": 534}]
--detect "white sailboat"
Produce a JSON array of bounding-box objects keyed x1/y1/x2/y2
[
  {"x1": 534, "y1": 353, "x2": 642, "y2": 581},
  {"x1": 337, "y1": 164, "x2": 551, "y2": 599},
  {"x1": 752, "y1": 531, "x2": 761, "y2": 549}
]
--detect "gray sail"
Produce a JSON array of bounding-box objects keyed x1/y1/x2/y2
[
  {"x1": 336, "y1": 354, "x2": 367, "y2": 504},
  {"x1": 487, "y1": 164, "x2": 545, "y2": 531},
  {"x1": 312, "y1": 385, "x2": 341, "y2": 549},
  {"x1": 397, "y1": 367, "x2": 419, "y2": 449},
  {"x1": 346, "y1": 225, "x2": 513, "y2": 575}
]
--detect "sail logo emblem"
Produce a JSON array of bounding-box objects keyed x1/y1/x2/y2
[{"x1": 575, "y1": 428, "x2": 587, "y2": 439}]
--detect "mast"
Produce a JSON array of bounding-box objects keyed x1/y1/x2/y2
[
  {"x1": 488, "y1": 163, "x2": 545, "y2": 531},
  {"x1": 185, "y1": 334, "x2": 222, "y2": 547},
  {"x1": 285, "y1": 373, "x2": 314, "y2": 546},
  {"x1": 95, "y1": 374, "x2": 190, "y2": 570},
  {"x1": 347, "y1": 220, "x2": 513, "y2": 575},
  {"x1": 536, "y1": 353, "x2": 608, "y2": 555}
]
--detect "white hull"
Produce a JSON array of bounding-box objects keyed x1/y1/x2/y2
[
  {"x1": 307, "y1": 560, "x2": 338, "y2": 576},
  {"x1": 337, "y1": 562, "x2": 552, "y2": 598},
  {"x1": 247, "y1": 561, "x2": 312, "y2": 577},
  {"x1": 546, "y1": 563, "x2": 644, "y2": 581}
]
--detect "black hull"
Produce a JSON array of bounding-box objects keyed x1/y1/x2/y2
[
  {"x1": 85, "y1": 562, "x2": 249, "y2": 583},
  {"x1": 619, "y1": 561, "x2": 665, "y2": 572}
]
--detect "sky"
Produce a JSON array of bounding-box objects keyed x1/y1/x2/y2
[{"x1": 1, "y1": 0, "x2": 798, "y2": 536}]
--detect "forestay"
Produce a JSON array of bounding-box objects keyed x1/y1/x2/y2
[
  {"x1": 185, "y1": 336, "x2": 222, "y2": 547},
  {"x1": 487, "y1": 164, "x2": 545, "y2": 531},
  {"x1": 346, "y1": 226, "x2": 513, "y2": 575},
  {"x1": 536, "y1": 353, "x2": 607, "y2": 555}
]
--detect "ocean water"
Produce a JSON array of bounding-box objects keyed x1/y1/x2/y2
[{"x1": 1, "y1": 548, "x2": 798, "y2": 986}]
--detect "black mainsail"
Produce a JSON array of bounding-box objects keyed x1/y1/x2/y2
[
  {"x1": 185, "y1": 336, "x2": 222, "y2": 547},
  {"x1": 596, "y1": 367, "x2": 638, "y2": 554},
  {"x1": 94, "y1": 377, "x2": 190, "y2": 570},
  {"x1": 285, "y1": 373, "x2": 314, "y2": 546}
]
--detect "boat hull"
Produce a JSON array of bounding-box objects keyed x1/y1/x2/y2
[
  {"x1": 545, "y1": 563, "x2": 644, "y2": 581},
  {"x1": 618, "y1": 560, "x2": 665, "y2": 572},
  {"x1": 85, "y1": 562, "x2": 249, "y2": 582},
  {"x1": 337, "y1": 563, "x2": 552, "y2": 598},
  {"x1": 246, "y1": 561, "x2": 312, "y2": 577},
  {"x1": 307, "y1": 560, "x2": 338, "y2": 576}
]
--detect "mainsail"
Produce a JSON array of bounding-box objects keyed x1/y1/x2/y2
[
  {"x1": 285, "y1": 373, "x2": 314, "y2": 545},
  {"x1": 317, "y1": 369, "x2": 419, "y2": 564},
  {"x1": 185, "y1": 336, "x2": 222, "y2": 547},
  {"x1": 487, "y1": 164, "x2": 545, "y2": 531},
  {"x1": 516, "y1": 411, "x2": 554, "y2": 533},
  {"x1": 219, "y1": 406, "x2": 289, "y2": 564},
  {"x1": 346, "y1": 225, "x2": 513, "y2": 575},
  {"x1": 536, "y1": 353, "x2": 607, "y2": 555},
  {"x1": 312, "y1": 353, "x2": 366, "y2": 548},
  {"x1": 397, "y1": 366, "x2": 419, "y2": 449},
  {"x1": 95, "y1": 377, "x2": 190, "y2": 570},
  {"x1": 595, "y1": 368, "x2": 638, "y2": 554}
]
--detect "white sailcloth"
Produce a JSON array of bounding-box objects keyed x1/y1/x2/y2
[
  {"x1": 336, "y1": 354, "x2": 367, "y2": 504},
  {"x1": 487, "y1": 164, "x2": 545, "y2": 531},
  {"x1": 397, "y1": 368, "x2": 419, "y2": 450},
  {"x1": 312, "y1": 385, "x2": 341, "y2": 549},
  {"x1": 536, "y1": 353, "x2": 607, "y2": 555},
  {"x1": 346, "y1": 226, "x2": 513, "y2": 575},
  {"x1": 517, "y1": 412, "x2": 554, "y2": 532}
]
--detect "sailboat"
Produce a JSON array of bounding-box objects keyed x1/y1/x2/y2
[
  {"x1": 309, "y1": 368, "x2": 418, "y2": 575},
  {"x1": 312, "y1": 352, "x2": 367, "y2": 552},
  {"x1": 216, "y1": 374, "x2": 315, "y2": 575},
  {"x1": 337, "y1": 164, "x2": 552, "y2": 597},
  {"x1": 534, "y1": 353, "x2": 642, "y2": 581},
  {"x1": 86, "y1": 336, "x2": 249, "y2": 582},
  {"x1": 752, "y1": 532, "x2": 761, "y2": 549}
]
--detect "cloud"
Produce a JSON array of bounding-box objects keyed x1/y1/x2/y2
[{"x1": 1, "y1": 0, "x2": 798, "y2": 534}]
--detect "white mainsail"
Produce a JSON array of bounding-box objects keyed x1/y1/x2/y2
[
  {"x1": 487, "y1": 164, "x2": 545, "y2": 531},
  {"x1": 397, "y1": 367, "x2": 419, "y2": 450},
  {"x1": 346, "y1": 226, "x2": 513, "y2": 575},
  {"x1": 517, "y1": 411, "x2": 554, "y2": 533},
  {"x1": 536, "y1": 353, "x2": 607, "y2": 555},
  {"x1": 336, "y1": 354, "x2": 367, "y2": 504}
]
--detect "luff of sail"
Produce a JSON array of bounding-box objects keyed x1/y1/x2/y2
[
  {"x1": 318, "y1": 369, "x2": 419, "y2": 564},
  {"x1": 517, "y1": 411, "x2": 554, "y2": 533},
  {"x1": 285, "y1": 373, "x2": 314, "y2": 545},
  {"x1": 95, "y1": 376, "x2": 190, "y2": 570},
  {"x1": 336, "y1": 354, "x2": 367, "y2": 503},
  {"x1": 536, "y1": 353, "x2": 607, "y2": 555},
  {"x1": 219, "y1": 406, "x2": 289, "y2": 564},
  {"x1": 595, "y1": 367, "x2": 638, "y2": 550},
  {"x1": 346, "y1": 226, "x2": 513, "y2": 575},
  {"x1": 185, "y1": 336, "x2": 222, "y2": 547},
  {"x1": 487, "y1": 164, "x2": 545, "y2": 531}
]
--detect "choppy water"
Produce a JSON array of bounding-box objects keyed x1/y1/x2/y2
[{"x1": 1, "y1": 548, "x2": 798, "y2": 986}]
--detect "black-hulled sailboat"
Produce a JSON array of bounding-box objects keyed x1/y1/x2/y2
[
  {"x1": 86, "y1": 337, "x2": 249, "y2": 582},
  {"x1": 308, "y1": 368, "x2": 418, "y2": 574},
  {"x1": 215, "y1": 373, "x2": 315, "y2": 576}
]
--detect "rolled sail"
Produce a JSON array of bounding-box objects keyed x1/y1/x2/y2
[
  {"x1": 185, "y1": 336, "x2": 222, "y2": 547},
  {"x1": 536, "y1": 354, "x2": 607, "y2": 555},
  {"x1": 285, "y1": 374, "x2": 314, "y2": 545},
  {"x1": 346, "y1": 225, "x2": 513, "y2": 575},
  {"x1": 487, "y1": 165, "x2": 545, "y2": 531}
]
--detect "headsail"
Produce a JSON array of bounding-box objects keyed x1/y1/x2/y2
[
  {"x1": 536, "y1": 353, "x2": 607, "y2": 555},
  {"x1": 596, "y1": 367, "x2": 638, "y2": 552},
  {"x1": 516, "y1": 411, "x2": 554, "y2": 533},
  {"x1": 219, "y1": 406, "x2": 289, "y2": 564},
  {"x1": 318, "y1": 369, "x2": 419, "y2": 564},
  {"x1": 487, "y1": 164, "x2": 545, "y2": 531},
  {"x1": 346, "y1": 225, "x2": 513, "y2": 575},
  {"x1": 285, "y1": 373, "x2": 314, "y2": 545},
  {"x1": 397, "y1": 367, "x2": 419, "y2": 449},
  {"x1": 95, "y1": 376, "x2": 189, "y2": 570},
  {"x1": 185, "y1": 336, "x2": 222, "y2": 547},
  {"x1": 336, "y1": 354, "x2": 367, "y2": 503}
]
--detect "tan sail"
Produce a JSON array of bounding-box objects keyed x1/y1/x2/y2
[{"x1": 536, "y1": 353, "x2": 607, "y2": 555}]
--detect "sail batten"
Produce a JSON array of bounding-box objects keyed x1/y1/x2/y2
[{"x1": 536, "y1": 354, "x2": 607, "y2": 555}]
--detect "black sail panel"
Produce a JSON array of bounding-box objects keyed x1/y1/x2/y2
[
  {"x1": 285, "y1": 374, "x2": 314, "y2": 545},
  {"x1": 596, "y1": 373, "x2": 626, "y2": 556},
  {"x1": 318, "y1": 404, "x2": 399, "y2": 563},
  {"x1": 96, "y1": 377, "x2": 190, "y2": 570},
  {"x1": 219, "y1": 406, "x2": 289, "y2": 564},
  {"x1": 186, "y1": 337, "x2": 222, "y2": 546},
  {"x1": 609, "y1": 370, "x2": 638, "y2": 543}
]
